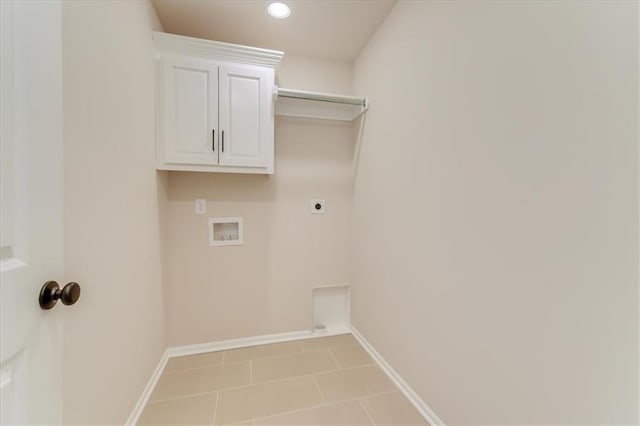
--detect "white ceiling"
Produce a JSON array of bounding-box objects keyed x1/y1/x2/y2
[{"x1": 151, "y1": 0, "x2": 396, "y2": 62}]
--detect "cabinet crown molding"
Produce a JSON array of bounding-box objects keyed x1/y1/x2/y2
[{"x1": 152, "y1": 31, "x2": 284, "y2": 68}]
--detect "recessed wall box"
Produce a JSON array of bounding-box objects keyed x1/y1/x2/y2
[
  {"x1": 209, "y1": 217, "x2": 243, "y2": 246},
  {"x1": 312, "y1": 285, "x2": 350, "y2": 335}
]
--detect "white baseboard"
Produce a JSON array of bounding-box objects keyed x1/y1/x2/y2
[
  {"x1": 166, "y1": 328, "x2": 351, "y2": 358},
  {"x1": 351, "y1": 326, "x2": 445, "y2": 426},
  {"x1": 125, "y1": 348, "x2": 170, "y2": 426}
]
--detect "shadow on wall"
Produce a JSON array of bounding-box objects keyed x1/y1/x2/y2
[
  {"x1": 167, "y1": 116, "x2": 357, "y2": 203},
  {"x1": 166, "y1": 171, "x2": 276, "y2": 202}
]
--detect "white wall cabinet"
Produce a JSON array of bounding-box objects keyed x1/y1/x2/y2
[
  {"x1": 162, "y1": 55, "x2": 219, "y2": 166},
  {"x1": 154, "y1": 32, "x2": 283, "y2": 174},
  {"x1": 218, "y1": 65, "x2": 272, "y2": 168}
]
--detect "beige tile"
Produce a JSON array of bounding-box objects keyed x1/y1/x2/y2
[
  {"x1": 302, "y1": 334, "x2": 359, "y2": 352},
  {"x1": 360, "y1": 391, "x2": 429, "y2": 425},
  {"x1": 252, "y1": 350, "x2": 338, "y2": 383},
  {"x1": 254, "y1": 400, "x2": 372, "y2": 425},
  {"x1": 215, "y1": 376, "x2": 324, "y2": 425},
  {"x1": 225, "y1": 341, "x2": 303, "y2": 363},
  {"x1": 330, "y1": 345, "x2": 373, "y2": 368},
  {"x1": 165, "y1": 351, "x2": 224, "y2": 372},
  {"x1": 151, "y1": 362, "x2": 250, "y2": 402},
  {"x1": 315, "y1": 365, "x2": 395, "y2": 403},
  {"x1": 138, "y1": 392, "x2": 217, "y2": 425}
]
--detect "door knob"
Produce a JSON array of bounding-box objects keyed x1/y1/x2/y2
[{"x1": 39, "y1": 281, "x2": 81, "y2": 310}]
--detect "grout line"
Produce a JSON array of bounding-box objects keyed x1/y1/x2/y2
[
  {"x1": 161, "y1": 360, "x2": 241, "y2": 375},
  {"x1": 302, "y1": 333, "x2": 357, "y2": 352},
  {"x1": 148, "y1": 389, "x2": 221, "y2": 405},
  {"x1": 303, "y1": 343, "x2": 360, "y2": 353},
  {"x1": 150, "y1": 363, "x2": 382, "y2": 404},
  {"x1": 313, "y1": 363, "x2": 377, "y2": 378},
  {"x1": 150, "y1": 362, "x2": 389, "y2": 408},
  {"x1": 249, "y1": 360, "x2": 253, "y2": 385},
  {"x1": 360, "y1": 389, "x2": 399, "y2": 400},
  {"x1": 229, "y1": 343, "x2": 357, "y2": 372},
  {"x1": 327, "y1": 347, "x2": 343, "y2": 369},
  {"x1": 241, "y1": 402, "x2": 327, "y2": 424},
  {"x1": 212, "y1": 391, "x2": 220, "y2": 426},
  {"x1": 312, "y1": 374, "x2": 327, "y2": 405},
  {"x1": 237, "y1": 392, "x2": 400, "y2": 425},
  {"x1": 219, "y1": 343, "x2": 306, "y2": 366},
  {"x1": 226, "y1": 351, "x2": 374, "y2": 388},
  {"x1": 246, "y1": 397, "x2": 385, "y2": 425},
  {"x1": 228, "y1": 370, "x2": 339, "y2": 390},
  {"x1": 357, "y1": 398, "x2": 377, "y2": 425},
  {"x1": 221, "y1": 349, "x2": 226, "y2": 364},
  {"x1": 252, "y1": 362, "x2": 373, "y2": 385}
]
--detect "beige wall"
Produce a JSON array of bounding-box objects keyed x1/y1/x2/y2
[
  {"x1": 352, "y1": 1, "x2": 638, "y2": 424},
  {"x1": 62, "y1": 1, "x2": 167, "y2": 423},
  {"x1": 276, "y1": 55, "x2": 353, "y2": 95},
  {"x1": 165, "y1": 56, "x2": 355, "y2": 346}
]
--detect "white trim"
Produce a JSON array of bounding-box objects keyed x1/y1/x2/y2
[
  {"x1": 152, "y1": 32, "x2": 284, "y2": 68},
  {"x1": 166, "y1": 329, "x2": 345, "y2": 358},
  {"x1": 276, "y1": 87, "x2": 366, "y2": 106},
  {"x1": 274, "y1": 86, "x2": 368, "y2": 122},
  {"x1": 156, "y1": 162, "x2": 273, "y2": 174},
  {"x1": 125, "y1": 349, "x2": 170, "y2": 426},
  {"x1": 351, "y1": 326, "x2": 446, "y2": 426}
]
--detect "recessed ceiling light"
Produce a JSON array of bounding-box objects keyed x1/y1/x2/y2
[{"x1": 267, "y1": 2, "x2": 290, "y2": 19}]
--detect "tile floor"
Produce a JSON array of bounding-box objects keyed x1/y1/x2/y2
[{"x1": 138, "y1": 333, "x2": 428, "y2": 425}]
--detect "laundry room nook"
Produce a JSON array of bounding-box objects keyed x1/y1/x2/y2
[{"x1": 0, "y1": 1, "x2": 637, "y2": 425}]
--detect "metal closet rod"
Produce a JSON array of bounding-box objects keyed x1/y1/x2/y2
[{"x1": 276, "y1": 87, "x2": 367, "y2": 107}]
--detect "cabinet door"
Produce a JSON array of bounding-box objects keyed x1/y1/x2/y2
[
  {"x1": 162, "y1": 56, "x2": 218, "y2": 165},
  {"x1": 218, "y1": 65, "x2": 273, "y2": 169}
]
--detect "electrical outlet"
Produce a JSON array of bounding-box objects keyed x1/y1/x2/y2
[
  {"x1": 311, "y1": 199, "x2": 326, "y2": 214},
  {"x1": 195, "y1": 199, "x2": 206, "y2": 214}
]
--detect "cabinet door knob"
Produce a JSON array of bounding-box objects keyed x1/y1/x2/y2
[{"x1": 39, "y1": 281, "x2": 81, "y2": 310}]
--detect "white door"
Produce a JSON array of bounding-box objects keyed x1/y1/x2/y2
[
  {"x1": 219, "y1": 65, "x2": 273, "y2": 169},
  {"x1": 0, "y1": 1, "x2": 66, "y2": 424},
  {"x1": 161, "y1": 55, "x2": 219, "y2": 165}
]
